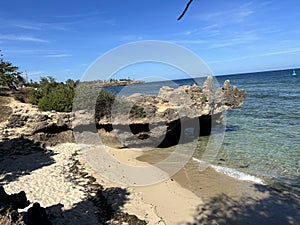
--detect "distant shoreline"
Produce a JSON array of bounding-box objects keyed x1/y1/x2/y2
[
  {"x1": 214, "y1": 67, "x2": 299, "y2": 78},
  {"x1": 81, "y1": 79, "x2": 145, "y2": 87}
]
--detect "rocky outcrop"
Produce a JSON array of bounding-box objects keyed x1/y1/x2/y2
[
  {"x1": 1, "y1": 77, "x2": 246, "y2": 148},
  {"x1": 74, "y1": 77, "x2": 246, "y2": 148},
  {"x1": 89, "y1": 77, "x2": 245, "y2": 125},
  {"x1": 1, "y1": 105, "x2": 74, "y2": 146}
]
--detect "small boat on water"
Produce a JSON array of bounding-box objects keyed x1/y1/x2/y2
[{"x1": 292, "y1": 69, "x2": 297, "y2": 76}]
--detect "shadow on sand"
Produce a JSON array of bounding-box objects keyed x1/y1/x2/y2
[
  {"x1": 46, "y1": 187, "x2": 132, "y2": 225},
  {"x1": 187, "y1": 183, "x2": 300, "y2": 225},
  {"x1": 0, "y1": 138, "x2": 55, "y2": 184},
  {"x1": 0, "y1": 138, "x2": 145, "y2": 225}
]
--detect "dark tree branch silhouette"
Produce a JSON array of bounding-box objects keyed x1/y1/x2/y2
[{"x1": 177, "y1": 0, "x2": 194, "y2": 21}]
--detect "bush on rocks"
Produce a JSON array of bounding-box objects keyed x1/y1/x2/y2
[{"x1": 29, "y1": 77, "x2": 77, "y2": 112}]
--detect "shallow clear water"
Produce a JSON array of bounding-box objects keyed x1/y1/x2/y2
[
  {"x1": 215, "y1": 70, "x2": 300, "y2": 192},
  {"x1": 107, "y1": 69, "x2": 300, "y2": 192}
]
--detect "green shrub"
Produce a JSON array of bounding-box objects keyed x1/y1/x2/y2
[
  {"x1": 129, "y1": 104, "x2": 146, "y2": 118},
  {"x1": 29, "y1": 89, "x2": 42, "y2": 105},
  {"x1": 29, "y1": 76, "x2": 76, "y2": 112},
  {"x1": 38, "y1": 85, "x2": 74, "y2": 112},
  {"x1": 94, "y1": 90, "x2": 115, "y2": 121}
]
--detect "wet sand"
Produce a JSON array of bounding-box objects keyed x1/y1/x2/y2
[{"x1": 138, "y1": 151, "x2": 300, "y2": 225}]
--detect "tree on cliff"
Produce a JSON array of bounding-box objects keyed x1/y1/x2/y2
[{"x1": 0, "y1": 51, "x2": 25, "y2": 88}]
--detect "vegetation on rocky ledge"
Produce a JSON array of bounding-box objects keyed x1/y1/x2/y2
[
  {"x1": 29, "y1": 77, "x2": 77, "y2": 112},
  {"x1": 0, "y1": 51, "x2": 25, "y2": 88}
]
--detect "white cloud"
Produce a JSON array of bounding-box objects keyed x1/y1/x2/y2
[
  {"x1": 210, "y1": 35, "x2": 260, "y2": 48},
  {"x1": 119, "y1": 34, "x2": 145, "y2": 42},
  {"x1": 15, "y1": 24, "x2": 41, "y2": 31},
  {"x1": 0, "y1": 18, "x2": 71, "y2": 32},
  {"x1": 180, "y1": 29, "x2": 199, "y2": 36},
  {"x1": 54, "y1": 11, "x2": 104, "y2": 19},
  {"x1": 197, "y1": 2, "x2": 256, "y2": 25},
  {"x1": 208, "y1": 48, "x2": 300, "y2": 64},
  {"x1": 28, "y1": 71, "x2": 44, "y2": 76},
  {"x1": 172, "y1": 39, "x2": 207, "y2": 44},
  {"x1": 43, "y1": 54, "x2": 71, "y2": 58},
  {"x1": 0, "y1": 34, "x2": 48, "y2": 43},
  {"x1": 171, "y1": 30, "x2": 259, "y2": 48},
  {"x1": 261, "y1": 48, "x2": 300, "y2": 56}
]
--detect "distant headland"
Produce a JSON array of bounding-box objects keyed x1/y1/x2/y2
[{"x1": 84, "y1": 78, "x2": 145, "y2": 87}]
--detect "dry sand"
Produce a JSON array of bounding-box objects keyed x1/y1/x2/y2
[
  {"x1": 79, "y1": 144, "x2": 204, "y2": 224},
  {"x1": 1, "y1": 143, "x2": 300, "y2": 225},
  {"x1": 1, "y1": 143, "x2": 203, "y2": 224}
]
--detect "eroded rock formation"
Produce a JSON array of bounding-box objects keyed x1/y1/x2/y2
[
  {"x1": 1, "y1": 77, "x2": 246, "y2": 148},
  {"x1": 0, "y1": 105, "x2": 74, "y2": 146},
  {"x1": 74, "y1": 77, "x2": 246, "y2": 148}
]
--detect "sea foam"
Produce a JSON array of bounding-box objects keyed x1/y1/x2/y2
[{"x1": 192, "y1": 157, "x2": 265, "y2": 184}]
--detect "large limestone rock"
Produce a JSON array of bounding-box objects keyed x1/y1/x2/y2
[
  {"x1": 1, "y1": 105, "x2": 74, "y2": 146},
  {"x1": 1, "y1": 77, "x2": 246, "y2": 148},
  {"x1": 76, "y1": 77, "x2": 246, "y2": 148},
  {"x1": 93, "y1": 77, "x2": 246, "y2": 126}
]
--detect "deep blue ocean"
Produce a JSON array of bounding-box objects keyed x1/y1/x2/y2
[{"x1": 106, "y1": 69, "x2": 300, "y2": 193}]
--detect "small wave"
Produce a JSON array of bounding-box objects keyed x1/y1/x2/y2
[{"x1": 192, "y1": 157, "x2": 265, "y2": 184}]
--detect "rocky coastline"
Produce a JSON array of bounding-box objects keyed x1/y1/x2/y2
[
  {"x1": 0, "y1": 77, "x2": 246, "y2": 224},
  {"x1": 1, "y1": 79, "x2": 300, "y2": 225},
  {"x1": 1, "y1": 76, "x2": 246, "y2": 149},
  {"x1": 75, "y1": 76, "x2": 246, "y2": 148}
]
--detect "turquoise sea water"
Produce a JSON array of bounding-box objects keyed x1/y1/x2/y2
[
  {"x1": 106, "y1": 69, "x2": 300, "y2": 193},
  {"x1": 215, "y1": 70, "x2": 300, "y2": 193}
]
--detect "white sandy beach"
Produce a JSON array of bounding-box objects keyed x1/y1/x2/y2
[
  {"x1": 2, "y1": 143, "x2": 203, "y2": 224},
  {"x1": 2, "y1": 142, "x2": 299, "y2": 225}
]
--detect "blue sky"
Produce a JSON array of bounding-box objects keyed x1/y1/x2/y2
[{"x1": 1, "y1": 0, "x2": 300, "y2": 81}]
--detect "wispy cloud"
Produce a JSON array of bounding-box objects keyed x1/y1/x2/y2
[
  {"x1": 0, "y1": 34, "x2": 48, "y2": 43},
  {"x1": 210, "y1": 33, "x2": 260, "y2": 48},
  {"x1": 261, "y1": 48, "x2": 300, "y2": 56},
  {"x1": 200, "y1": 24, "x2": 222, "y2": 37},
  {"x1": 15, "y1": 24, "x2": 42, "y2": 31},
  {"x1": 28, "y1": 71, "x2": 44, "y2": 76},
  {"x1": 172, "y1": 39, "x2": 207, "y2": 44},
  {"x1": 0, "y1": 17, "x2": 70, "y2": 32},
  {"x1": 54, "y1": 10, "x2": 104, "y2": 19},
  {"x1": 197, "y1": 2, "x2": 256, "y2": 25},
  {"x1": 19, "y1": 22, "x2": 70, "y2": 31},
  {"x1": 3, "y1": 48, "x2": 48, "y2": 55},
  {"x1": 118, "y1": 34, "x2": 145, "y2": 42},
  {"x1": 43, "y1": 54, "x2": 71, "y2": 58},
  {"x1": 179, "y1": 29, "x2": 199, "y2": 36},
  {"x1": 3, "y1": 49, "x2": 72, "y2": 58},
  {"x1": 26, "y1": 71, "x2": 45, "y2": 80},
  {"x1": 51, "y1": 11, "x2": 116, "y2": 27},
  {"x1": 172, "y1": 30, "x2": 259, "y2": 48},
  {"x1": 208, "y1": 48, "x2": 300, "y2": 64}
]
